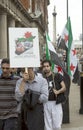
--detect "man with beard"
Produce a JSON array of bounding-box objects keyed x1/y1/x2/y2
[{"x1": 42, "y1": 59, "x2": 66, "y2": 130}]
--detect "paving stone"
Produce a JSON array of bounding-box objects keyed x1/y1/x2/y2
[{"x1": 61, "y1": 82, "x2": 83, "y2": 130}]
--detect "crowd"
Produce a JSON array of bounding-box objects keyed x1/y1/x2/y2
[{"x1": 0, "y1": 58, "x2": 66, "y2": 130}]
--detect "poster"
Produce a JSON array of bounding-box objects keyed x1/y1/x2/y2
[{"x1": 9, "y1": 28, "x2": 40, "y2": 68}]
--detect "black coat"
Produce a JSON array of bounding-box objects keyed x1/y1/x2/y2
[{"x1": 21, "y1": 89, "x2": 44, "y2": 130}]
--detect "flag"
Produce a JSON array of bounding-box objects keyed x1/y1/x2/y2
[
  {"x1": 54, "y1": 65, "x2": 64, "y2": 76},
  {"x1": 46, "y1": 34, "x2": 51, "y2": 60},
  {"x1": 58, "y1": 17, "x2": 79, "y2": 82},
  {"x1": 45, "y1": 33, "x2": 54, "y2": 71},
  {"x1": 46, "y1": 33, "x2": 69, "y2": 74},
  {"x1": 46, "y1": 33, "x2": 71, "y2": 96},
  {"x1": 57, "y1": 36, "x2": 67, "y2": 50}
]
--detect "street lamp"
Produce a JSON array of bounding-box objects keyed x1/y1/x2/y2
[
  {"x1": 82, "y1": 0, "x2": 83, "y2": 49},
  {"x1": 67, "y1": 0, "x2": 68, "y2": 20},
  {"x1": 62, "y1": 0, "x2": 70, "y2": 124}
]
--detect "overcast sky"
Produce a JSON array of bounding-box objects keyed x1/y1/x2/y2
[{"x1": 48, "y1": 0, "x2": 82, "y2": 41}]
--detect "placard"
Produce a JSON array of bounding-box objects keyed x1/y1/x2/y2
[{"x1": 9, "y1": 28, "x2": 40, "y2": 68}]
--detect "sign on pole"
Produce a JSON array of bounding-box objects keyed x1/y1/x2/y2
[{"x1": 9, "y1": 28, "x2": 40, "y2": 68}]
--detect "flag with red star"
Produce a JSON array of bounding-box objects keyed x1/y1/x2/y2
[
  {"x1": 46, "y1": 33, "x2": 71, "y2": 96},
  {"x1": 58, "y1": 17, "x2": 79, "y2": 82},
  {"x1": 54, "y1": 65, "x2": 64, "y2": 76},
  {"x1": 70, "y1": 43, "x2": 78, "y2": 78}
]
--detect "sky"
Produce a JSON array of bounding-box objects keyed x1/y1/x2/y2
[{"x1": 48, "y1": 0, "x2": 82, "y2": 41}]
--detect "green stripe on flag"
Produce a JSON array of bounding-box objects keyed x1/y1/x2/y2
[
  {"x1": 46, "y1": 33, "x2": 54, "y2": 71},
  {"x1": 66, "y1": 17, "x2": 73, "y2": 76}
]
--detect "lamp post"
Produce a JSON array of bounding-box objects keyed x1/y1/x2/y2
[
  {"x1": 79, "y1": 0, "x2": 83, "y2": 114},
  {"x1": 52, "y1": 6, "x2": 57, "y2": 49},
  {"x1": 67, "y1": 0, "x2": 68, "y2": 20},
  {"x1": 62, "y1": 0, "x2": 70, "y2": 124},
  {"x1": 82, "y1": 0, "x2": 83, "y2": 50}
]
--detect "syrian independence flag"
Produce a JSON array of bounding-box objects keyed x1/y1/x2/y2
[
  {"x1": 70, "y1": 43, "x2": 79, "y2": 83},
  {"x1": 53, "y1": 65, "x2": 64, "y2": 76},
  {"x1": 46, "y1": 33, "x2": 71, "y2": 96},
  {"x1": 46, "y1": 33, "x2": 65, "y2": 72},
  {"x1": 59, "y1": 17, "x2": 79, "y2": 82}
]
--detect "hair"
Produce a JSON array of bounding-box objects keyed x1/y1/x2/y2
[
  {"x1": 1, "y1": 58, "x2": 10, "y2": 65},
  {"x1": 42, "y1": 59, "x2": 52, "y2": 67},
  {"x1": 40, "y1": 59, "x2": 42, "y2": 62},
  {"x1": 20, "y1": 67, "x2": 33, "y2": 73}
]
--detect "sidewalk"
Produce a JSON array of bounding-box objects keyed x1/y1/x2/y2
[{"x1": 61, "y1": 82, "x2": 83, "y2": 130}]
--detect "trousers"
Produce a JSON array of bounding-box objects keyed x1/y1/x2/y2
[
  {"x1": 44, "y1": 101, "x2": 63, "y2": 130},
  {"x1": 0, "y1": 117, "x2": 18, "y2": 130}
]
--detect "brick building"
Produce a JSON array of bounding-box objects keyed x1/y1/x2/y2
[{"x1": 0, "y1": 0, "x2": 49, "y2": 58}]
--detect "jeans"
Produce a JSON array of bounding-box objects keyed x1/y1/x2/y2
[{"x1": 0, "y1": 117, "x2": 18, "y2": 130}]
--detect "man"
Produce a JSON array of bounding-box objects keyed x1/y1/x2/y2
[
  {"x1": 42, "y1": 59, "x2": 66, "y2": 130},
  {"x1": 15, "y1": 67, "x2": 48, "y2": 130},
  {"x1": 0, "y1": 58, "x2": 19, "y2": 130}
]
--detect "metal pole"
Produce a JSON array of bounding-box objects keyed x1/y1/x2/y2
[
  {"x1": 82, "y1": 0, "x2": 83, "y2": 49},
  {"x1": 67, "y1": 0, "x2": 68, "y2": 19},
  {"x1": 62, "y1": 0, "x2": 70, "y2": 124},
  {"x1": 79, "y1": 0, "x2": 83, "y2": 114}
]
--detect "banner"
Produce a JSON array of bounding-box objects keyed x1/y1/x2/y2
[{"x1": 9, "y1": 28, "x2": 40, "y2": 68}]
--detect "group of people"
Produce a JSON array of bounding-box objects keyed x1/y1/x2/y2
[{"x1": 0, "y1": 58, "x2": 66, "y2": 130}]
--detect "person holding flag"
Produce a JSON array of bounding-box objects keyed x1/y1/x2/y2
[
  {"x1": 58, "y1": 17, "x2": 79, "y2": 82},
  {"x1": 42, "y1": 59, "x2": 66, "y2": 130},
  {"x1": 45, "y1": 32, "x2": 70, "y2": 98}
]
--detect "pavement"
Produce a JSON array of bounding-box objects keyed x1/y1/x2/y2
[{"x1": 61, "y1": 82, "x2": 83, "y2": 130}]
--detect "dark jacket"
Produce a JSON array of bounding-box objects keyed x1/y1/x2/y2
[{"x1": 21, "y1": 89, "x2": 44, "y2": 130}]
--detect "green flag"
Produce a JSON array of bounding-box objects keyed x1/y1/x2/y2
[
  {"x1": 66, "y1": 17, "x2": 73, "y2": 76},
  {"x1": 46, "y1": 34, "x2": 50, "y2": 60},
  {"x1": 45, "y1": 33, "x2": 54, "y2": 70}
]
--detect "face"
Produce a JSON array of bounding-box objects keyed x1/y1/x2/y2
[
  {"x1": 40, "y1": 60, "x2": 42, "y2": 68},
  {"x1": 11, "y1": 68, "x2": 17, "y2": 73},
  {"x1": 1, "y1": 63, "x2": 11, "y2": 77},
  {"x1": 28, "y1": 68, "x2": 35, "y2": 80},
  {"x1": 42, "y1": 62, "x2": 51, "y2": 75}
]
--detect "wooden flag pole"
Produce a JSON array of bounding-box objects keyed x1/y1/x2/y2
[{"x1": 25, "y1": 67, "x2": 28, "y2": 73}]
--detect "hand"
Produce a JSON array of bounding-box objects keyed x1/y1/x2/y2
[
  {"x1": 19, "y1": 80, "x2": 25, "y2": 95},
  {"x1": 53, "y1": 88, "x2": 59, "y2": 96},
  {"x1": 22, "y1": 72, "x2": 29, "y2": 82}
]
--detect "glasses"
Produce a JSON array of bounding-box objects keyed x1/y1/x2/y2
[{"x1": 2, "y1": 67, "x2": 10, "y2": 70}]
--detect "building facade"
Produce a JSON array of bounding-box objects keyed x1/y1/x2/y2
[{"x1": 0, "y1": 0, "x2": 49, "y2": 58}]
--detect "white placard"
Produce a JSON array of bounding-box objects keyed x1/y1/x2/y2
[{"x1": 9, "y1": 28, "x2": 40, "y2": 68}]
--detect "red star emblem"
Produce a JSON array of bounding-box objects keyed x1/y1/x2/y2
[
  {"x1": 70, "y1": 63, "x2": 75, "y2": 72},
  {"x1": 24, "y1": 32, "x2": 32, "y2": 38},
  {"x1": 72, "y1": 49, "x2": 76, "y2": 55},
  {"x1": 64, "y1": 34, "x2": 68, "y2": 43},
  {"x1": 56, "y1": 66, "x2": 62, "y2": 73}
]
